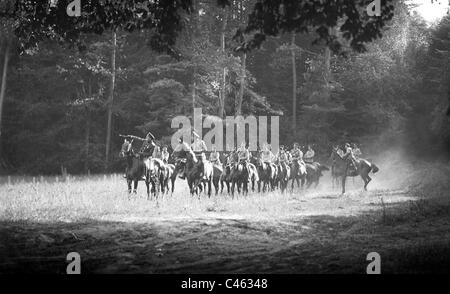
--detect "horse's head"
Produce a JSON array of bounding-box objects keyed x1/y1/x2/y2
[
  {"x1": 186, "y1": 149, "x2": 198, "y2": 164},
  {"x1": 120, "y1": 139, "x2": 133, "y2": 158},
  {"x1": 147, "y1": 158, "x2": 163, "y2": 178}
]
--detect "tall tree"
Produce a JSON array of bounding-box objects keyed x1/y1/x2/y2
[
  {"x1": 219, "y1": 5, "x2": 229, "y2": 117},
  {"x1": 291, "y1": 32, "x2": 297, "y2": 137},
  {"x1": 105, "y1": 30, "x2": 117, "y2": 168},
  {"x1": 0, "y1": 17, "x2": 14, "y2": 170}
]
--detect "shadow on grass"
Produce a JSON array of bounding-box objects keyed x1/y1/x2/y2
[{"x1": 1, "y1": 197, "x2": 450, "y2": 274}]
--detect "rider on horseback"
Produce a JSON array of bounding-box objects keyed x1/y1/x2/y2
[
  {"x1": 261, "y1": 143, "x2": 273, "y2": 169},
  {"x1": 172, "y1": 137, "x2": 194, "y2": 179},
  {"x1": 352, "y1": 143, "x2": 362, "y2": 159},
  {"x1": 209, "y1": 146, "x2": 221, "y2": 166},
  {"x1": 277, "y1": 146, "x2": 289, "y2": 171},
  {"x1": 152, "y1": 145, "x2": 162, "y2": 159},
  {"x1": 304, "y1": 144, "x2": 315, "y2": 164},
  {"x1": 237, "y1": 142, "x2": 250, "y2": 171},
  {"x1": 192, "y1": 131, "x2": 207, "y2": 152},
  {"x1": 343, "y1": 143, "x2": 357, "y2": 172},
  {"x1": 161, "y1": 146, "x2": 170, "y2": 164},
  {"x1": 290, "y1": 143, "x2": 304, "y2": 163},
  {"x1": 139, "y1": 132, "x2": 156, "y2": 158}
]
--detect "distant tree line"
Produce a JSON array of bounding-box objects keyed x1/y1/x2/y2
[{"x1": 0, "y1": 0, "x2": 448, "y2": 174}]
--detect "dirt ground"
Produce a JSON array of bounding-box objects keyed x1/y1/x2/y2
[{"x1": 1, "y1": 171, "x2": 450, "y2": 274}]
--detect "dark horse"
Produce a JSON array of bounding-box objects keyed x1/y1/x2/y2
[
  {"x1": 220, "y1": 157, "x2": 232, "y2": 194},
  {"x1": 146, "y1": 157, "x2": 172, "y2": 199},
  {"x1": 252, "y1": 158, "x2": 277, "y2": 193},
  {"x1": 330, "y1": 147, "x2": 379, "y2": 194},
  {"x1": 305, "y1": 162, "x2": 330, "y2": 189},
  {"x1": 290, "y1": 159, "x2": 307, "y2": 191},
  {"x1": 230, "y1": 160, "x2": 258, "y2": 197},
  {"x1": 182, "y1": 150, "x2": 213, "y2": 197},
  {"x1": 276, "y1": 162, "x2": 291, "y2": 193},
  {"x1": 119, "y1": 139, "x2": 150, "y2": 197}
]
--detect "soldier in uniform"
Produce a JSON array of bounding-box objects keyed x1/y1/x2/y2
[
  {"x1": 304, "y1": 144, "x2": 315, "y2": 164},
  {"x1": 191, "y1": 131, "x2": 208, "y2": 152},
  {"x1": 152, "y1": 145, "x2": 162, "y2": 159},
  {"x1": 139, "y1": 132, "x2": 156, "y2": 157},
  {"x1": 209, "y1": 146, "x2": 221, "y2": 166},
  {"x1": 261, "y1": 143, "x2": 274, "y2": 169},
  {"x1": 290, "y1": 143, "x2": 304, "y2": 163},
  {"x1": 352, "y1": 143, "x2": 362, "y2": 159},
  {"x1": 277, "y1": 146, "x2": 289, "y2": 171},
  {"x1": 237, "y1": 142, "x2": 250, "y2": 170},
  {"x1": 336, "y1": 145, "x2": 345, "y2": 157},
  {"x1": 161, "y1": 146, "x2": 170, "y2": 163},
  {"x1": 172, "y1": 137, "x2": 195, "y2": 179},
  {"x1": 343, "y1": 143, "x2": 357, "y2": 172}
]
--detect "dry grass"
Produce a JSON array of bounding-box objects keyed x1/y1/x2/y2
[{"x1": 1, "y1": 158, "x2": 450, "y2": 274}]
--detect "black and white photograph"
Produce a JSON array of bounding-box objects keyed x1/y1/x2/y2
[{"x1": 0, "y1": 0, "x2": 450, "y2": 279}]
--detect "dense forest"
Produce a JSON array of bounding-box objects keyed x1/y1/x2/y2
[{"x1": 0, "y1": 0, "x2": 449, "y2": 174}]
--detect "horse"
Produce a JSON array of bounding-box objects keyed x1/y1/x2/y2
[
  {"x1": 289, "y1": 159, "x2": 307, "y2": 191},
  {"x1": 146, "y1": 157, "x2": 172, "y2": 199},
  {"x1": 166, "y1": 163, "x2": 176, "y2": 194},
  {"x1": 247, "y1": 162, "x2": 259, "y2": 193},
  {"x1": 330, "y1": 147, "x2": 379, "y2": 194},
  {"x1": 276, "y1": 162, "x2": 291, "y2": 193},
  {"x1": 305, "y1": 162, "x2": 329, "y2": 189},
  {"x1": 171, "y1": 157, "x2": 187, "y2": 194},
  {"x1": 252, "y1": 158, "x2": 275, "y2": 193},
  {"x1": 211, "y1": 162, "x2": 224, "y2": 196},
  {"x1": 230, "y1": 161, "x2": 249, "y2": 197},
  {"x1": 329, "y1": 151, "x2": 341, "y2": 189},
  {"x1": 220, "y1": 160, "x2": 232, "y2": 194},
  {"x1": 181, "y1": 150, "x2": 210, "y2": 197},
  {"x1": 119, "y1": 139, "x2": 150, "y2": 197},
  {"x1": 195, "y1": 154, "x2": 214, "y2": 198}
]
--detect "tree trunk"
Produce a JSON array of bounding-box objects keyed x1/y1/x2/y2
[
  {"x1": 324, "y1": 27, "x2": 334, "y2": 84},
  {"x1": 236, "y1": 52, "x2": 246, "y2": 116},
  {"x1": 84, "y1": 110, "x2": 90, "y2": 173},
  {"x1": 219, "y1": 6, "x2": 228, "y2": 118},
  {"x1": 291, "y1": 32, "x2": 297, "y2": 137},
  {"x1": 192, "y1": 0, "x2": 198, "y2": 115},
  {"x1": 324, "y1": 46, "x2": 331, "y2": 84},
  {"x1": 105, "y1": 30, "x2": 117, "y2": 170},
  {"x1": 0, "y1": 38, "x2": 10, "y2": 168}
]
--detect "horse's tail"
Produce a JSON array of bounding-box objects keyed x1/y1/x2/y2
[{"x1": 371, "y1": 163, "x2": 379, "y2": 174}]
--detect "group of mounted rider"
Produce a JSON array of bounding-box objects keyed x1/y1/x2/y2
[{"x1": 119, "y1": 130, "x2": 377, "y2": 198}]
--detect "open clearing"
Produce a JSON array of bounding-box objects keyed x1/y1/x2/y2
[{"x1": 1, "y1": 166, "x2": 450, "y2": 274}]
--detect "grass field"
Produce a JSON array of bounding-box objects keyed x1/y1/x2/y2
[{"x1": 1, "y1": 156, "x2": 450, "y2": 274}]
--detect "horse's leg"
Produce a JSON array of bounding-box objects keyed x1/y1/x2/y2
[
  {"x1": 231, "y1": 181, "x2": 235, "y2": 198},
  {"x1": 361, "y1": 171, "x2": 371, "y2": 191},
  {"x1": 146, "y1": 179, "x2": 150, "y2": 200},
  {"x1": 127, "y1": 179, "x2": 132, "y2": 194},
  {"x1": 208, "y1": 178, "x2": 212, "y2": 198},
  {"x1": 134, "y1": 180, "x2": 138, "y2": 194},
  {"x1": 214, "y1": 178, "x2": 219, "y2": 196},
  {"x1": 165, "y1": 178, "x2": 170, "y2": 195},
  {"x1": 341, "y1": 176, "x2": 346, "y2": 195},
  {"x1": 366, "y1": 174, "x2": 372, "y2": 191}
]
